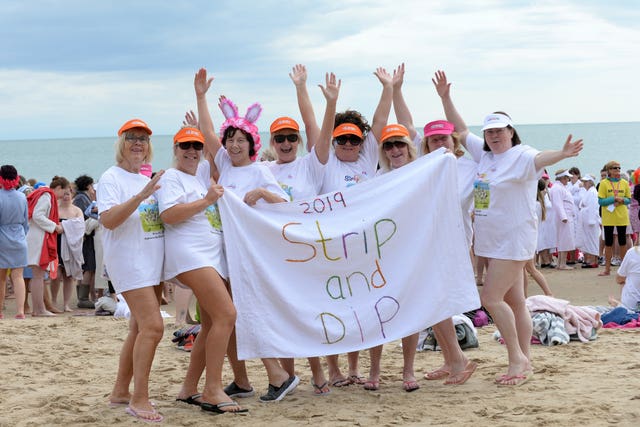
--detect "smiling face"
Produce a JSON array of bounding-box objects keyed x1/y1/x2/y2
[
  {"x1": 271, "y1": 129, "x2": 300, "y2": 164},
  {"x1": 223, "y1": 128, "x2": 253, "y2": 166},
  {"x1": 121, "y1": 128, "x2": 151, "y2": 170},
  {"x1": 382, "y1": 140, "x2": 410, "y2": 169},
  {"x1": 174, "y1": 141, "x2": 202, "y2": 174},
  {"x1": 334, "y1": 135, "x2": 363, "y2": 163},
  {"x1": 483, "y1": 127, "x2": 514, "y2": 154}
]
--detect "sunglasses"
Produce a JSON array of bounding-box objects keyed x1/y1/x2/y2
[
  {"x1": 334, "y1": 136, "x2": 363, "y2": 146},
  {"x1": 382, "y1": 141, "x2": 407, "y2": 151},
  {"x1": 609, "y1": 166, "x2": 621, "y2": 170},
  {"x1": 177, "y1": 141, "x2": 204, "y2": 151},
  {"x1": 125, "y1": 135, "x2": 150, "y2": 143},
  {"x1": 273, "y1": 134, "x2": 299, "y2": 143}
]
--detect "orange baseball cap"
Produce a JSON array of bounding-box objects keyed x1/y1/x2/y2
[
  {"x1": 118, "y1": 118, "x2": 152, "y2": 136},
  {"x1": 270, "y1": 117, "x2": 300, "y2": 133},
  {"x1": 173, "y1": 127, "x2": 205, "y2": 144},
  {"x1": 332, "y1": 123, "x2": 363, "y2": 139},
  {"x1": 380, "y1": 124, "x2": 410, "y2": 143}
]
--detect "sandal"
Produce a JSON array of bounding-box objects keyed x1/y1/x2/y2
[
  {"x1": 424, "y1": 368, "x2": 450, "y2": 380},
  {"x1": 349, "y1": 375, "x2": 366, "y2": 385},
  {"x1": 312, "y1": 381, "x2": 331, "y2": 396}
]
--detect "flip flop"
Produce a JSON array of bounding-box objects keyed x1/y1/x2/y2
[
  {"x1": 312, "y1": 381, "x2": 331, "y2": 396},
  {"x1": 424, "y1": 368, "x2": 450, "y2": 380},
  {"x1": 444, "y1": 361, "x2": 478, "y2": 385},
  {"x1": 363, "y1": 380, "x2": 379, "y2": 391},
  {"x1": 402, "y1": 380, "x2": 420, "y2": 392},
  {"x1": 125, "y1": 405, "x2": 164, "y2": 423},
  {"x1": 349, "y1": 375, "x2": 366, "y2": 385},
  {"x1": 176, "y1": 393, "x2": 202, "y2": 406},
  {"x1": 201, "y1": 401, "x2": 249, "y2": 414},
  {"x1": 495, "y1": 370, "x2": 533, "y2": 387},
  {"x1": 331, "y1": 378, "x2": 351, "y2": 387}
]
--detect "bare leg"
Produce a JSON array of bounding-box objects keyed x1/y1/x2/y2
[
  {"x1": 279, "y1": 358, "x2": 295, "y2": 377},
  {"x1": 346, "y1": 351, "x2": 363, "y2": 382},
  {"x1": 401, "y1": 333, "x2": 418, "y2": 383},
  {"x1": 10, "y1": 269, "x2": 26, "y2": 317},
  {"x1": 173, "y1": 285, "x2": 193, "y2": 327},
  {"x1": 63, "y1": 276, "x2": 75, "y2": 312},
  {"x1": 50, "y1": 273, "x2": 61, "y2": 307},
  {"x1": 367, "y1": 345, "x2": 383, "y2": 386},
  {"x1": 308, "y1": 357, "x2": 329, "y2": 393},
  {"x1": 120, "y1": 285, "x2": 164, "y2": 420},
  {"x1": 326, "y1": 354, "x2": 346, "y2": 386},
  {"x1": 602, "y1": 246, "x2": 613, "y2": 275},
  {"x1": 481, "y1": 259, "x2": 531, "y2": 379},
  {"x1": 432, "y1": 319, "x2": 467, "y2": 372},
  {"x1": 30, "y1": 266, "x2": 53, "y2": 316},
  {"x1": 177, "y1": 268, "x2": 241, "y2": 411},
  {"x1": 524, "y1": 258, "x2": 553, "y2": 296}
]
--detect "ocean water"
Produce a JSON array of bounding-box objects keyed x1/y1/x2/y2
[{"x1": 1, "y1": 122, "x2": 638, "y2": 184}]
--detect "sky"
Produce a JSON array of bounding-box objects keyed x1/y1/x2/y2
[{"x1": 0, "y1": 0, "x2": 639, "y2": 140}]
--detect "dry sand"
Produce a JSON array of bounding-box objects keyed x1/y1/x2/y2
[{"x1": 1, "y1": 266, "x2": 639, "y2": 427}]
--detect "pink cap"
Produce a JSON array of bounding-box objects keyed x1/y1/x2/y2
[{"x1": 424, "y1": 120, "x2": 454, "y2": 137}]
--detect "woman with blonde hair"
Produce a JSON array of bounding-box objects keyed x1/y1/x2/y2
[{"x1": 98, "y1": 118, "x2": 165, "y2": 422}]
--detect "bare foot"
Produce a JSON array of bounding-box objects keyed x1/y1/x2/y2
[{"x1": 32, "y1": 310, "x2": 55, "y2": 317}]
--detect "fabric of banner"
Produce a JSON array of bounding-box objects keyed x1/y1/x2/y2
[{"x1": 218, "y1": 152, "x2": 481, "y2": 359}]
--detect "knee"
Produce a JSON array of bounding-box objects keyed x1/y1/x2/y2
[{"x1": 144, "y1": 319, "x2": 164, "y2": 343}]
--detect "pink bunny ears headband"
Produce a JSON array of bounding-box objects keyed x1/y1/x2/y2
[{"x1": 218, "y1": 97, "x2": 262, "y2": 161}]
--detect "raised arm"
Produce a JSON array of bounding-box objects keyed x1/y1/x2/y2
[
  {"x1": 392, "y1": 63, "x2": 417, "y2": 140},
  {"x1": 315, "y1": 72, "x2": 341, "y2": 165},
  {"x1": 432, "y1": 70, "x2": 469, "y2": 142},
  {"x1": 534, "y1": 135, "x2": 584, "y2": 171},
  {"x1": 370, "y1": 67, "x2": 393, "y2": 141},
  {"x1": 194, "y1": 68, "x2": 222, "y2": 159},
  {"x1": 289, "y1": 64, "x2": 320, "y2": 152}
]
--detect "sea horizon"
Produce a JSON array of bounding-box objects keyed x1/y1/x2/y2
[{"x1": 2, "y1": 121, "x2": 639, "y2": 184}]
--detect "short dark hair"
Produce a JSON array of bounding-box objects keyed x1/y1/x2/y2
[
  {"x1": 74, "y1": 174, "x2": 94, "y2": 192},
  {"x1": 334, "y1": 110, "x2": 371, "y2": 136},
  {"x1": 222, "y1": 127, "x2": 256, "y2": 158},
  {"x1": 0, "y1": 165, "x2": 18, "y2": 180}
]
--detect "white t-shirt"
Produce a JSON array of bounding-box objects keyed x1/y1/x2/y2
[
  {"x1": 155, "y1": 168, "x2": 227, "y2": 280},
  {"x1": 617, "y1": 247, "x2": 640, "y2": 311},
  {"x1": 320, "y1": 132, "x2": 379, "y2": 193},
  {"x1": 97, "y1": 166, "x2": 164, "y2": 293},
  {"x1": 265, "y1": 147, "x2": 325, "y2": 201},
  {"x1": 467, "y1": 132, "x2": 541, "y2": 260},
  {"x1": 213, "y1": 149, "x2": 288, "y2": 201}
]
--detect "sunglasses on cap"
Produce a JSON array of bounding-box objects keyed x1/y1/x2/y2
[
  {"x1": 382, "y1": 141, "x2": 407, "y2": 151},
  {"x1": 273, "y1": 134, "x2": 299, "y2": 143},
  {"x1": 334, "y1": 136, "x2": 363, "y2": 146},
  {"x1": 177, "y1": 141, "x2": 204, "y2": 151}
]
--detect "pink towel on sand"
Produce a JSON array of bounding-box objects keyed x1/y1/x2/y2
[{"x1": 526, "y1": 295, "x2": 602, "y2": 342}]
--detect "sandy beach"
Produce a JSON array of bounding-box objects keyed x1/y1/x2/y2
[{"x1": 1, "y1": 265, "x2": 638, "y2": 427}]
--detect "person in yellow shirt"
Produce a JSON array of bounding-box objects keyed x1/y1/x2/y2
[{"x1": 598, "y1": 160, "x2": 631, "y2": 276}]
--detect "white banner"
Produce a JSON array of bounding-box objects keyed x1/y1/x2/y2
[{"x1": 218, "y1": 152, "x2": 480, "y2": 359}]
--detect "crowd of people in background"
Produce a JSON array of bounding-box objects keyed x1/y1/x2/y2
[{"x1": 2, "y1": 63, "x2": 639, "y2": 422}]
